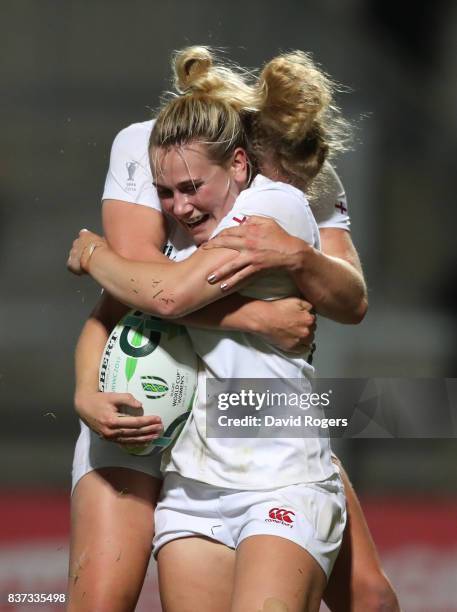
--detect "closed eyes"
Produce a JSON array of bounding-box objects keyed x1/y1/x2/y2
[{"x1": 154, "y1": 180, "x2": 203, "y2": 199}]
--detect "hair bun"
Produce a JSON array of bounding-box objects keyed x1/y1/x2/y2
[
  {"x1": 173, "y1": 46, "x2": 213, "y2": 92},
  {"x1": 258, "y1": 51, "x2": 332, "y2": 141}
]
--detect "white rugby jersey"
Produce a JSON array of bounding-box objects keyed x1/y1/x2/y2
[
  {"x1": 162, "y1": 176, "x2": 337, "y2": 489},
  {"x1": 101, "y1": 122, "x2": 346, "y2": 488}
]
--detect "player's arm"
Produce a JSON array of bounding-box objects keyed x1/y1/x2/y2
[
  {"x1": 203, "y1": 218, "x2": 367, "y2": 324},
  {"x1": 106, "y1": 199, "x2": 315, "y2": 350},
  {"x1": 67, "y1": 189, "x2": 319, "y2": 318},
  {"x1": 311, "y1": 227, "x2": 367, "y2": 322},
  {"x1": 72, "y1": 124, "x2": 172, "y2": 439},
  {"x1": 74, "y1": 209, "x2": 314, "y2": 445},
  {"x1": 287, "y1": 226, "x2": 367, "y2": 323},
  {"x1": 71, "y1": 126, "x2": 305, "y2": 443},
  {"x1": 72, "y1": 202, "x2": 168, "y2": 441},
  {"x1": 201, "y1": 161, "x2": 368, "y2": 324},
  {"x1": 75, "y1": 202, "x2": 314, "y2": 441},
  {"x1": 74, "y1": 291, "x2": 163, "y2": 442},
  {"x1": 69, "y1": 228, "x2": 248, "y2": 317}
]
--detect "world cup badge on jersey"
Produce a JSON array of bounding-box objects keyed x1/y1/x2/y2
[{"x1": 125, "y1": 161, "x2": 139, "y2": 192}]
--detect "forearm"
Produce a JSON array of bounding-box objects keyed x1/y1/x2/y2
[
  {"x1": 178, "y1": 295, "x2": 316, "y2": 353},
  {"x1": 74, "y1": 293, "x2": 129, "y2": 403},
  {"x1": 73, "y1": 293, "x2": 157, "y2": 438},
  {"x1": 76, "y1": 249, "x2": 313, "y2": 354},
  {"x1": 73, "y1": 227, "x2": 308, "y2": 342},
  {"x1": 288, "y1": 240, "x2": 367, "y2": 324},
  {"x1": 85, "y1": 244, "x2": 237, "y2": 318},
  {"x1": 177, "y1": 294, "x2": 266, "y2": 334}
]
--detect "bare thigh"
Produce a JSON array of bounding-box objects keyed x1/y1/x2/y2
[
  {"x1": 157, "y1": 536, "x2": 235, "y2": 612},
  {"x1": 67, "y1": 467, "x2": 162, "y2": 612},
  {"x1": 231, "y1": 535, "x2": 327, "y2": 612},
  {"x1": 324, "y1": 463, "x2": 400, "y2": 612}
]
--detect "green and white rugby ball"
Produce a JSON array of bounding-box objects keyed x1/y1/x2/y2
[{"x1": 99, "y1": 310, "x2": 197, "y2": 455}]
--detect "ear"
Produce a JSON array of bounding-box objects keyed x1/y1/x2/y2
[{"x1": 230, "y1": 147, "x2": 249, "y2": 187}]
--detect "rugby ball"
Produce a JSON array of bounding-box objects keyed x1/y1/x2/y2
[{"x1": 99, "y1": 310, "x2": 197, "y2": 455}]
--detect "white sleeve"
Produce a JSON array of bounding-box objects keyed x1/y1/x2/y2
[
  {"x1": 102, "y1": 122, "x2": 161, "y2": 211},
  {"x1": 310, "y1": 162, "x2": 350, "y2": 231},
  {"x1": 214, "y1": 183, "x2": 318, "y2": 248},
  {"x1": 213, "y1": 182, "x2": 319, "y2": 300}
]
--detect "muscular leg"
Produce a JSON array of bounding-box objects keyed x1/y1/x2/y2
[
  {"x1": 232, "y1": 535, "x2": 327, "y2": 612},
  {"x1": 157, "y1": 537, "x2": 235, "y2": 612},
  {"x1": 67, "y1": 467, "x2": 161, "y2": 612},
  {"x1": 323, "y1": 464, "x2": 400, "y2": 612}
]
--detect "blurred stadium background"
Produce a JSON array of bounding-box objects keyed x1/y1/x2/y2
[{"x1": 1, "y1": 1, "x2": 456, "y2": 610}]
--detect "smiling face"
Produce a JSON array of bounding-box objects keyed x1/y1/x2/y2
[{"x1": 152, "y1": 142, "x2": 248, "y2": 245}]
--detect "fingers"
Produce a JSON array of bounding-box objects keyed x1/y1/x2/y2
[
  {"x1": 67, "y1": 251, "x2": 84, "y2": 275},
  {"x1": 207, "y1": 255, "x2": 256, "y2": 286},
  {"x1": 66, "y1": 235, "x2": 89, "y2": 275},
  {"x1": 203, "y1": 230, "x2": 247, "y2": 252},
  {"x1": 110, "y1": 392, "x2": 143, "y2": 409},
  {"x1": 212, "y1": 226, "x2": 247, "y2": 239},
  {"x1": 110, "y1": 414, "x2": 162, "y2": 429},
  {"x1": 265, "y1": 296, "x2": 317, "y2": 353},
  {"x1": 203, "y1": 236, "x2": 245, "y2": 252},
  {"x1": 66, "y1": 256, "x2": 80, "y2": 275},
  {"x1": 202, "y1": 222, "x2": 264, "y2": 251},
  {"x1": 78, "y1": 228, "x2": 99, "y2": 239},
  {"x1": 76, "y1": 390, "x2": 165, "y2": 444},
  {"x1": 114, "y1": 422, "x2": 164, "y2": 443},
  {"x1": 110, "y1": 424, "x2": 163, "y2": 438},
  {"x1": 219, "y1": 265, "x2": 258, "y2": 291},
  {"x1": 283, "y1": 329, "x2": 316, "y2": 354},
  {"x1": 297, "y1": 299, "x2": 314, "y2": 313},
  {"x1": 117, "y1": 433, "x2": 162, "y2": 445},
  {"x1": 100, "y1": 419, "x2": 163, "y2": 442},
  {"x1": 66, "y1": 229, "x2": 103, "y2": 273},
  {"x1": 300, "y1": 311, "x2": 316, "y2": 328},
  {"x1": 97, "y1": 393, "x2": 163, "y2": 440},
  {"x1": 202, "y1": 219, "x2": 279, "y2": 257}
]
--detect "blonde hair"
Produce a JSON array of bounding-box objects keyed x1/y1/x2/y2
[
  {"x1": 150, "y1": 46, "x2": 350, "y2": 191},
  {"x1": 251, "y1": 51, "x2": 351, "y2": 191},
  {"x1": 150, "y1": 46, "x2": 256, "y2": 170}
]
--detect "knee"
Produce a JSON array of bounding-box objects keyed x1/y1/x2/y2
[{"x1": 354, "y1": 572, "x2": 400, "y2": 612}]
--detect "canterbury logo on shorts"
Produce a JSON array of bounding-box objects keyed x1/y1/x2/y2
[{"x1": 266, "y1": 507, "x2": 296, "y2": 527}]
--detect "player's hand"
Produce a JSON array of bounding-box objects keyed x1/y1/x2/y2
[
  {"x1": 257, "y1": 298, "x2": 316, "y2": 353},
  {"x1": 67, "y1": 229, "x2": 107, "y2": 275},
  {"x1": 74, "y1": 391, "x2": 163, "y2": 445},
  {"x1": 203, "y1": 216, "x2": 304, "y2": 291}
]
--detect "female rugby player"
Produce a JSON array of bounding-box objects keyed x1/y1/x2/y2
[{"x1": 67, "y1": 47, "x2": 396, "y2": 609}]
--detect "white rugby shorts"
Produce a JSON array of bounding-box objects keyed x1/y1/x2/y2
[
  {"x1": 71, "y1": 421, "x2": 163, "y2": 493},
  {"x1": 153, "y1": 472, "x2": 346, "y2": 578}
]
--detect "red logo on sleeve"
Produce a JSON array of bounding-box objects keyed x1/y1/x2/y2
[{"x1": 232, "y1": 215, "x2": 247, "y2": 225}]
